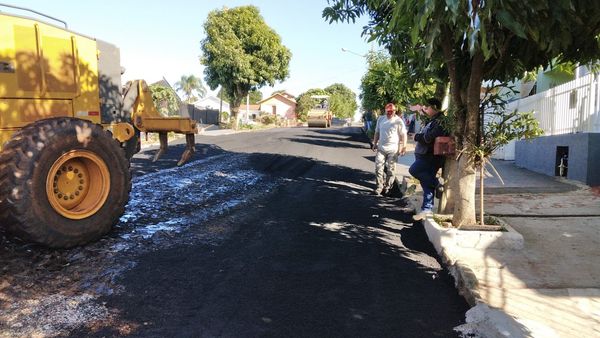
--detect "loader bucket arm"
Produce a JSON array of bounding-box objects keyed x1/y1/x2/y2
[{"x1": 123, "y1": 80, "x2": 197, "y2": 166}]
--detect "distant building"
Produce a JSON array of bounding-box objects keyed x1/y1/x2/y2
[
  {"x1": 239, "y1": 104, "x2": 261, "y2": 121},
  {"x1": 257, "y1": 92, "x2": 297, "y2": 119},
  {"x1": 493, "y1": 65, "x2": 600, "y2": 186},
  {"x1": 276, "y1": 92, "x2": 296, "y2": 102},
  {"x1": 194, "y1": 96, "x2": 230, "y2": 114}
]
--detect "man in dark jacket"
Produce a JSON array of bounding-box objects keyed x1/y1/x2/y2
[{"x1": 409, "y1": 98, "x2": 447, "y2": 220}]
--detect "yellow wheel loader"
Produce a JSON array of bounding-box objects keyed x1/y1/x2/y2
[{"x1": 0, "y1": 5, "x2": 197, "y2": 247}]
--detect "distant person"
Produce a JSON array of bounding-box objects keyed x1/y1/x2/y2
[
  {"x1": 371, "y1": 103, "x2": 407, "y2": 195},
  {"x1": 409, "y1": 98, "x2": 447, "y2": 220},
  {"x1": 363, "y1": 111, "x2": 374, "y2": 131},
  {"x1": 408, "y1": 113, "x2": 416, "y2": 135}
]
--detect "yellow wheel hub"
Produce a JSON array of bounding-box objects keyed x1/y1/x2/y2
[{"x1": 46, "y1": 150, "x2": 110, "y2": 219}]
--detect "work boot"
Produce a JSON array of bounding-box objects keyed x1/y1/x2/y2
[{"x1": 413, "y1": 209, "x2": 433, "y2": 221}]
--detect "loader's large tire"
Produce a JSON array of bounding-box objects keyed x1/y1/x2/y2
[{"x1": 0, "y1": 117, "x2": 131, "y2": 248}]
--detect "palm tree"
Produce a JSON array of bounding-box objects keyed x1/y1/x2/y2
[{"x1": 175, "y1": 75, "x2": 206, "y2": 103}]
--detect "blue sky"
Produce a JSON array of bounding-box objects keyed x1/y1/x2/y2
[{"x1": 7, "y1": 1, "x2": 373, "y2": 100}]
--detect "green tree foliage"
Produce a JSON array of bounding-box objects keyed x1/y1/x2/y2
[
  {"x1": 359, "y1": 51, "x2": 436, "y2": 113},
  {"x1": 480, "y1": 87, "x2": 544, "y2": 158},
  {"x1": 296, "y1": 88, "x2": 328, "y2": 121},
  {"x1": 175, "y1": 74, "x2": 206, "y2": 104},
  {"x1": 324, "y1": 83, "x2": 357, "y2": 119},
  {"x1": 201, "y1": 6, "x2": 292, "y2": 129},
  {"x1": 324, "y1": 0, "x2": 600, "y2": 226},
  {"x1": 149, "y1": 84, "x2": 179, "y2": 116},
  {"x1": 248, "y1": 90, "x2": 263, "y2": 104},
  {"x1": 474, "y1": 84, "x2": 544, "y2": 224},
  {"x1": 220, "y1": 88, "x2": 263, "y2": 104}
]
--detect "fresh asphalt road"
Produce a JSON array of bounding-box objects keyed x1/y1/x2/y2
[{"x1": 77, "y1": 126, "x2": 469, "y2": 337}]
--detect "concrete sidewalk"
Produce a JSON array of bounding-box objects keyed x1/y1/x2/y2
[
  {"x1": 396, "y1": 152, "x2": 600, "y2": 337},
  {"x1": 197, "y1": 124, "x2": 239, "y2": 136}
]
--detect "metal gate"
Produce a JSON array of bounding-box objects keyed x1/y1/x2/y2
[{"x1": 182, "y1": 104, "x2": 219, "y2": 125}]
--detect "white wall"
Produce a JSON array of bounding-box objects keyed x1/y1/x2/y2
[
  {"x1": 491, "y1": 140, "x2": 516, "y2": 160},
  {"x1": 506, "y1": 72, "x2": 599, "y2": 135},
  {"x1": 260, "y1": 97, "x2": 295, "y2": 119},
  {"x1": 195, "y1": 96, "x2": 230, "y2": 113},
  {"x1": 493, "y1": 72, "x2": 599, "y2": 160}
]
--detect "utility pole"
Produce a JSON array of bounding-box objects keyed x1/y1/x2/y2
[
  {"x1": 219, "y1": 87, "x2": 223, "y2": 122},
  {"x1": 246, "y1": 93, "x2": 250, "y2": 123}
]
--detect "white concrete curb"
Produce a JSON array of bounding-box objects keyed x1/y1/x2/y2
[
  {"x1": 400, "y1": 176, "x2": 524, "y2": 251},
  {"x1": 422, "y1": 217, "x2": 524, "y2": 251},
  {"x1": 401, "y1": 181, "x2": 528, "y2": 337},
  {"x1": 454, "y1": 304, "x2": 531, "y2": 338}
]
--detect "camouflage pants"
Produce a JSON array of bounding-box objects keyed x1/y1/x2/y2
[{"x1": 375, "y1": 150, "x2": 398, "y2": 192}]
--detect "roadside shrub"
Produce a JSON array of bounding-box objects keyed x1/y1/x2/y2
[
  {"x1": 221, "y1": 111, "x2": 229, "y2": 122},
  {"x1": 259, "y1": 114, "x2": 278, "y2": 125},
  {"x1": 219, "y1": 116, "x2": 233, "y2": 129},
  {"x1": 239, "y1": 122, "x2": 256, "y2": 130},
  {"x1": 275, "y1": 116, "x2": 287, "y2": 127}
]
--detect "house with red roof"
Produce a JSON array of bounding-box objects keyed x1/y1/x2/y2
[{"x1": 257, "y1": 92, "x2": 297, "y2": 119}]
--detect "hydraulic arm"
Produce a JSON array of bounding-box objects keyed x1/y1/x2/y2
[{"x1": 123, "y1": 80, "x2": 197, "y2": 166}]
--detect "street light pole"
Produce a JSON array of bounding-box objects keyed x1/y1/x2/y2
[
  {"x1": 340, "y1": 48, "x2": 368, "y2": 124},
  {"x1": 341, "y1": 47, "x2": 366, "y2": 58}
]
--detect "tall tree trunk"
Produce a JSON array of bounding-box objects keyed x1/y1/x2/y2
[
  {"x1": 231, "y1": 93, "x2": 244, "y2": 130},
  {"x1": 479, "y1": 158, "x2": 485, "y2": 225},
  {"x1": 439, "y1": 157, "x2": 458, "y2": 214},
  {"x1": 230, "y1": 107, "x2": 239, "y2": 130},
  {"x1": 453, "y1": 156, "x2": 477, "y2": 227},
  {"x1": 439, "y1": 37, "x2": 465, "y2": 218},
  {"x1": 219, "y1": 88, "x2": 223, "y2": 122},
  {"x1": 452, "y1": 51, "x2": 484, "y2": 227}
]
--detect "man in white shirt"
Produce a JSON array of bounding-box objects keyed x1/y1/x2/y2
[{"x1": 371, "y1": 103, "x2": 407, "y2": 195}]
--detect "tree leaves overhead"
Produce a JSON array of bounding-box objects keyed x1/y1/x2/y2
[
  {"x1": 219, "y1": 88, "x2": 263, "y2": 104},
  {"x1": 359, "y1": 51, "x2": 437, "y2": 113},
  {"x1": 324, "y1": 0, "x2": 600, "y2": 82}
]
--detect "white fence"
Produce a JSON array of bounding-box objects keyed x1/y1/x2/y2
[
  {"x1": 493, "y1": 72, "x2": 599, "y2": 160},
  {"x1": 506, "y1": 72, "x2": 600, "y2": 135}
]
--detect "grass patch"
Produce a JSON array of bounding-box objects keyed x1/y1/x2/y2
[
  {"x1": 432, "y1": 213, "x2": 507, "y2": 231},
  {"x1": 483, "y1": 215, "x2": 502, "y2": 226}
]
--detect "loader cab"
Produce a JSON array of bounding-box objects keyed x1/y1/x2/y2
[{"x1": 0, "y1": 8, "x2": 127, "y2": 145}]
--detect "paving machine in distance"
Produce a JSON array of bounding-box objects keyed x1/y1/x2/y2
[
  {"x1": 307, "y1": 95, "x2": 332, "y2": 128},
  {"x1": 0, "y1": 4, "x2": 198, "y2": 247}
]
